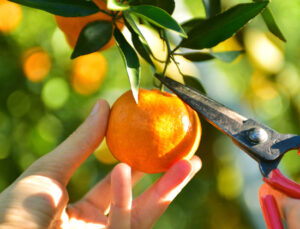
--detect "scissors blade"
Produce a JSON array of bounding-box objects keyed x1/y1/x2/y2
[
  {"x1": 156, "y1": 74, "x2": 246, "y2": 137},
  {"x1": 156, "y1": 75, "x2": 285, "y2": 168}
]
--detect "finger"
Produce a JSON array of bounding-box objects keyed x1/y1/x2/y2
[
  {"x1": 259, "y1": 183, "x2": 300, "y2": 229},
  {"x1": 75, "y1": 169, "x2": 143, "y2": 214},
  {"x1": 132, "y1": 156, "x2": 201, "y2": 229},
  {"x1": 25, "y1": 100, "x2": 110, "y2": 185},
  {"x1": 107, "y1": 163, "x2": 132, "y2": 229}
]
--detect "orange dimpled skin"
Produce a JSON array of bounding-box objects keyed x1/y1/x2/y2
[
  {"x1": 54, "y1": 0, "x2": 123, "y2": 50},
  {"x1": 106, "y1": 89, "x2": 202, "y2": 173}
]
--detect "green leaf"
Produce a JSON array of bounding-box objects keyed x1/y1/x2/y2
[
  {"x1": 202, "y1": 0, "x2": 221, "y2": 18},
  {"x1": 124, "y1": 15, "x2": 154, "y2": 66},
  {"x1": 9, "y1": 0, "x2": 99, "y2": 17},
  {"x1": 71, "y1": 21, "x2": 113, "y2": 59},
  {"x1": 253, "y1": 0, "x2": 285, "y2": 41},
  {"x1": 130, "y1": 0, "x2": 175, "y2": 15},
  {"x1": 181, "y1": 52, "x2": 215, "y2": 61},
  {"x1": 180, "y1": 2, "x2": 268, "y2": 49},
  {"x1": 183, "y1": 75, "x2": 207, "y2": 94},
  {"x1": 107, "y1": 0, "x2": 129, "y2": 11},
  {"x1": 124, "y1": 12, "x2": 147, "y2": 44},
  {"x1": 181, "y1": 50, "x2": 243, "y2": 62},
  {"x1": 181, "y1": 18, "x2": 206, "y2": 34},
  {"x1": 114, "y1": 28, "x2": 140, "y2": 103},
  {"x1": 131, "y1": 31, "x2": 154, "y2": 66},
  {"x1": 261, "y1": 7, "x2": 286, "y2": 42},
  {"x1": 211, "y1": 50, "x2": 243, "y2": 62},
  {"x1": 130, "y1": 5, "x2": 187, "y2": 37}
]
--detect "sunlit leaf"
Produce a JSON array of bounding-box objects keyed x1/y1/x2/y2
[
  {"x1": 130, "y1": 5, "x2": 187, "y2": 37},
  {"x1": 124, "y1": 15, "x2": 154, "y2": 66},
  {"x1": 202, "y1": 0, "x2": 221, "y2": 18},
  {"x1": 9, "y1": 0, "x2": 99, "y2": 17},
  {"x1": 183, "y1": 75, "x2": 207, "y2": 94},
  {"x1": 107, "y1": 0, "x2": 129, "y2": 11},
  {"x1": 130, "y1": 0, "x2": 175, "y2": 15},
  {"x1": 71, "y1": 21, "x2": 113, "y2": 59},
  {"x1": 181, "y1": 50, "x2": 243, "y2": 62},
  {"x1": 211, "y1": 50, "x2": 243, "y2": 62},
  {"x1": 124, "y1": 12, "x2": 147, "y2": 44},
  {"x1": 180, "y1": 2, "x2": 268, "y2": 49},
  {"x1": 114, "y1": 28, "x2": 140, "y2": 103}
]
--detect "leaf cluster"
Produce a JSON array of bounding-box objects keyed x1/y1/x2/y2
[{"x1": 9, "y1": 0, "x2": 286, "y2": 101}]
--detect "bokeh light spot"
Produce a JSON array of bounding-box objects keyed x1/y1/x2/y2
[
  {"x1": 17, "y1": 153, "x2": 37, "y2": 171},
  {"x1": 251, "y1": 71, "x2": 279, "y2": 100},
  {"x1": 280, "y1": 149, "x2": 300, "y2": 176},
  {"x1": 23, "y1": 47, "x2": 51, "y2": 82},
  {"x1": 71, "y1": 52, "x2": 108, "y2": 95},
  {"x1": 0, "y1": 112, "x2": 10, "y2": 132},
  {"x1": 217, "y1": 166, "x2": 243, "y2": 199},
  {"x1": 0, "y1": 134, "x2": 10, "y2": 159},
  {"x1": 7, "y1": 90, "x2": 31, "y2": 117},
  {"x1": 42, "y1": 77, "x2": 69, "y2": 109},
  {"x1": 0, "y1": 0, "x2": 22, "y2": 33},
  {"x1": 276, "y1": 64, "x2": 300, "y2": 96},
  {"x1": 253, "y1": 95, "x2": 284, "y2": 120},
  {"x1": 245, "y1": 29, "x2": 284, "y2": 73},
  {"x1": 51, "y1": 28, "x2": 71, "y2": 58},
  {"x1": 37, "y1": 114, "x2": 63, "y2": 143}
]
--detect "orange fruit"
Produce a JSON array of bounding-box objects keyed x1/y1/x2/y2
[
  {"x1": 0, "y1": 0, "x2": 22, "y2": 33},
  {"x1": 94, "y1": 139, "x2": 118, "y2": 164},
  {"x1": 55, "y1": 0, "x2": 123, "y2": 50},
  {"x1": 106, "y1": 89, "x2": 201, "y2": 173},
  {"x1": 71, "y1": 52, "x2": 107, "y2": 95}
]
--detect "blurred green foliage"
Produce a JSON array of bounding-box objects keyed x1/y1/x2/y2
[{"x1": 0, "y1": 0, "x2": 300, "y2": 228}]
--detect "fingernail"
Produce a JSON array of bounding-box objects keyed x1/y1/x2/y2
[{"x1": 90, "y1": 101, "x2": 99, "y2": 116}]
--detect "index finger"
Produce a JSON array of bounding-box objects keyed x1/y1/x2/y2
[
  {"x1": 24, "y1": 100, "x2": 110, "y2": 186},
  {"x1": 131, "y1": 156, "x2": 201, "y2": 229}
]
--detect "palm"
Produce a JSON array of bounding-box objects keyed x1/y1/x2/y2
[{"x1": 0, "y1": 101, "x2": 201, "y2": 229}]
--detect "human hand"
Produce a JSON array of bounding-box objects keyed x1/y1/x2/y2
[
  {"x1": 259, "y1": 183, "x2": 300, "y2": 229},
  {"x1": 0, "y1": 100, "x2": 201, "y2": 229}
]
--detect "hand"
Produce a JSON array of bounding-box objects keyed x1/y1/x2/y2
[
  {"x1": 259, "y1": 183, "x2": 300, "y2": 229},
  {"x1": 0, "y1": 100, "x2": 201, "y2": 229}
]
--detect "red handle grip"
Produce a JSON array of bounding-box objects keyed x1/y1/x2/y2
[
  {"x1": 259, "y1": 193, "x2": 284, "y2": 229},
  {"x1": 263, "y1": 169, "x2": 300, "y2": 199}
]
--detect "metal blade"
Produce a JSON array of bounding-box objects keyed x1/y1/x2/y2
[
  {"x1": 156, "y1": 75, "x2": 246, "y2": 137},
  {"x1": 156, "y1": 75, "x2": 300, "y2": 177}
]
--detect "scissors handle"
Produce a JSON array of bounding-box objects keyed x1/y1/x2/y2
[
  {"x1": 259, "y1": 159, "x2": 300, "y2": 229},
  {"x1": 259, "y1": 188, "x2": 284, "y2": 229},
  {"x1": 264, "y1": 168, "x2": 300, "y2": 199}
]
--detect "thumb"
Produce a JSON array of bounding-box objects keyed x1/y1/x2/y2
[{"x1": 24, "y1": 99, "x2": 110, "y2": 185}]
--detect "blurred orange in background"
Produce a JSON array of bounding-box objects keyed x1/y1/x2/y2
[
  {"x1": 55, "y1": 0, "x2": 123, "y2": 50},
  {"x1": 0, "y1": 0, "x2": 22, "y2": 33},
  {"x1": 23, "y1": 47, "x2": 51, "y2": 82},
  {"x1": 71, "y1": 52, "x2": 107, "y2": 95}
]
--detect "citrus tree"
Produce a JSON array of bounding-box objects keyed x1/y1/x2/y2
[
  {"x1": 8, "y1": 0, "x2": 284, "y2": 100},
  {"x1": 1, "y1": 0, "x2": 297, "y2": 228}
]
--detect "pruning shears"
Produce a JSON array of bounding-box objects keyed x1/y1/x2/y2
[{"x1": 155, "y1": 74, "x2": 300, "y2": 229}]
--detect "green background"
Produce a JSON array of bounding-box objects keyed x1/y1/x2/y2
[{"x1": 0, "y1": 0, "x2": 300, "y2": 228}]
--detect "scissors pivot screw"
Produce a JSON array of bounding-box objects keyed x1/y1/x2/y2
[{"x1": 248, "y1": 128, "x2": 268, "y2": 144}]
